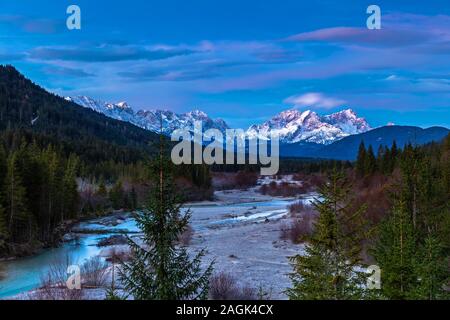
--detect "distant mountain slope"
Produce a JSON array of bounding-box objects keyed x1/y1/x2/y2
[
  {"x1": 0, "y1": 65, "x2": 160, "y2": 163},
  {"x1": 281, "y1": 126, "x2": 450, "y2": 160}
]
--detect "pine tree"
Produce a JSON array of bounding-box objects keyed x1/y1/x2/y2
[
  {"x1": 288, "y1": 168, "x2": 371, "y2": 300},
  {"x1": 389, "y1": 140, "x2": 398, "y2": 173},
  {"x1": 391, "y1": 140, "x2": 398, "y2": 159},
  {"x1": 376, "y1": 145, "x2": 385, "y2": 173},
  {"x1": 120, "y1": 138, "x2": 213, "y2": 300},
  {"x1": 365, "y1": 145, "x2": 377, "y2": 175},
  {"x1": 381, "y1": 146, "x2": 391, "y2": 174},
  {"x1": 130, "y1": 186, "x2": 138, "y2": 210},
  {"x1": 0, "y1": 146, "x2": 6, "y2": 247},
  {"x1": 372, "y1": 200, "x2": 418, "y2": 299},
  {"x1": 0, "y1": 204, "x2": 8, "y2": 250},
  {"x1": 0, "y1": 145, "x2": 6, "y2": 189},
  {"x1": 3, "y1": 152, "x2": 31, "y2": 243},
  {"x1": 356, "y1": 141, "x2": 366, "y2": 177},
  {"x1": 414, "y1": 235, "x2": 449, "y2": 299},
  {"x1": 109, "y1": 181, "x2": 124, "y2": 210},
  {"x1": 61, "y1": 154, "x2": 79, "y2": 220},
  {"x1": 97, "y1": 178, "x2": 107, "y2": 197},
  {"x1": 39, "y1": 146, "x2": 61, "y2": 241}
]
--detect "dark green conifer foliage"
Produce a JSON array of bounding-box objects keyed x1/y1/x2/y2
[
  {"x1": 120, "y1": 138, "x2": 213, "y2": 300},
  {"x1": 288, "y1": 168, "x2": 371, "y2": 300},
  {"x1": 414, "y1": 235, "x2": 449, "y2": 299},
  {"x1": 356, "y1": 141, "x2": 366, "y2": 177},
  {"x1": 61, "y1": 155, "x2": 79, "y2": 220},
  {"x1": 365, "y1": 145, "x2": 377, "y2": 175},
  {"x1": 373, "y1": 200, "x2": 418, "y2": 299},
  {"x1": 373, "y1": 141, "x2": 449, "y2": 299},
  {"x1": 97, "y1": 178, "x2": 108, "y2": 197},
  {"x1": 109, "y1": 181, "x2": 125, "y2": 210},
  {"x1": 0, "y1": 204, "x2": 7, "y2": 249},
  {"x1": 3, "y1": 152, "x2": 31, "y2": 243}
]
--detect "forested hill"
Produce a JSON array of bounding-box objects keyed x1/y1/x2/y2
[
  {"x1": 0, "y1": 65, "x2": 160, "y2": 163},
  {"x1": 0, "y1": 66, "x2": 213, "y2": 257}
]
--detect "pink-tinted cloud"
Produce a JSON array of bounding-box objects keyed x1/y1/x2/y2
[
  {"x1": 284, "y1": 92, "x2": 346, "y2": 109},
  {"x1": 286, "y1": 13, "x2": 450, "y2": 47},
  {"x1": 286, "y1": 26, "x2": 429, "y2": 47}
]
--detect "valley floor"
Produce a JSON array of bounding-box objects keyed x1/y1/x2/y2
[{"x1": 4, "y1": 187, "x2": 314, "y2": 300}]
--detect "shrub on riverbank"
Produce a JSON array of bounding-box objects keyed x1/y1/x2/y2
[{"x1": 209, "y1": 272, "x2": 257, "y2": 300}]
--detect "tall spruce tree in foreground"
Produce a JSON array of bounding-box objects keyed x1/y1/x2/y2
[
  {"x1": 372, "y1": 200, "x2": 418, "y2": 299},
  {"x1": 120, "y1": 137, "x2": 213, "y2": 300},
  {"x1": 288, "y1": 168, "x2": 372, "y2": 300}
]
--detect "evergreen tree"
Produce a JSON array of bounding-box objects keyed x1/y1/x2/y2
[
  {"x1": 0, "y1": 145, "x2": 6, "y2": 248},
  {"x1": 0, "y1": 145, "x2": 6, "y2": 188},
  {"x1": 3, "y1": 152, "x2": 31, "y2": 243},
  {"x1": 376, "y1": 145, "x2": 385, "y2": 173},
  {"x1": 130, "y1": 186, "x2": 138, "y2": 210},
  {"x1": 381, "y1": 146, "x2": 391, "y2": 174},
  {"x1": 373, "y1": 141, "x2": 450, "y2": 300},
  {"x1": 400, "y1": 144, "x2": 421, "y2": 229},
  {"x1": 97, "y1": 178, "x2": 107, "y2": 197},
  {"x1": 389, "y1": 140, "x2": 398, "y2": 173},
  {"x1": 109, "y1": 181, "x2": 124, "y2": 210},
  {"x1": 120, "y1": 138, "x2": 213, "y2": 300},
  {"x1": 414, "y1": 235, "x2": 449, "y2": 299},
  {"x1": 372, "y1": 200, "x2": 418, "y2": 299},
  {"x1": 39, "y1": 146, "x2": 61, "y2": 241},
  {"x1": 61, "y1": 155, "x2": 79, "y2": 220},
  {"x1": 288, "y1": 169, "x2": 371, "y2": 300},
  {"x1": 0, "y1": 204, "x2": 7, "y2": 250},
  {"x1": 391, "y1": 140, "x2": 398, "y2": 159},
  {"x1": 365, "y1": 145, "x2": 377, "y2": 175},
  {"x1": 356, "y1": 141, "x2": 366, "y2": 177}
]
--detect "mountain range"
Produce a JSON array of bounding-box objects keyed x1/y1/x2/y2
[
  {"x1": 65, "y1": 96, "x2": 230, "y2": 136},
  {"x1": 67, "y1": 96, "x2": 370, "y2": 145},
  {"x1": 66, "y1": 95, "x2": 449, "y2": 160},
  {"x1": 0, "y1": 65, "x2": 447, "y2": 162}
]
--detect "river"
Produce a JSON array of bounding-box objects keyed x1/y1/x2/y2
[{"x1": 0, "y1": 191, "x2": 313, "y2": 299}]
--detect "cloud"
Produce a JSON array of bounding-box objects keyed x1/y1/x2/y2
[
  {"x1": 382, "y1": 75, "x2": 450, "y2": 93},
  {"x1": 286, "y1": 26, "x2": 429, "y2": 47},
  {"x1": 286, "y1": 13, "x2": 450, "y2": 49},
  {"x1": 29, "y1": 45, "x2": 196, "y2": 62},
  {"x1": 284, "y1": 92, "x2": 346, "y2": 109},
  {"x1": 385, "y1": 75, "x2": 399, "y2": 81}
]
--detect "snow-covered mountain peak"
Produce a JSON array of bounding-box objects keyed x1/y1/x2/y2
[
  {"x1": 186, "y1": 109, "x2": 208, "y2": 118},
  {"x1": 67, "y1": 96, "x2": 230, "y2": 136},
  {"x1": 115, "y1": 101, "x2": 131, "y2": 110},
  {"x1": 321, "y1": 108, "x2": 370, "y2": 135},
  {"x1": 67, "y1": 95, "x2": 372, "y2": 145},
  {"x1": 247, "y1": 107, "x2": 371, "y2": 144}
]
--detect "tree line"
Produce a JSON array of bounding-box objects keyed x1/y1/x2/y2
[
  {"x1": 289, "y1": 135, "x2": 449, "y2": 299},
  {"x1": 0, "y1": 141, "x2": 79, "y2": 256}
]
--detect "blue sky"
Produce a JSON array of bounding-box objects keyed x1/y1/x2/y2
[{"x1": 1, "y1": 0, "x2": 449, "y2": 128}]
